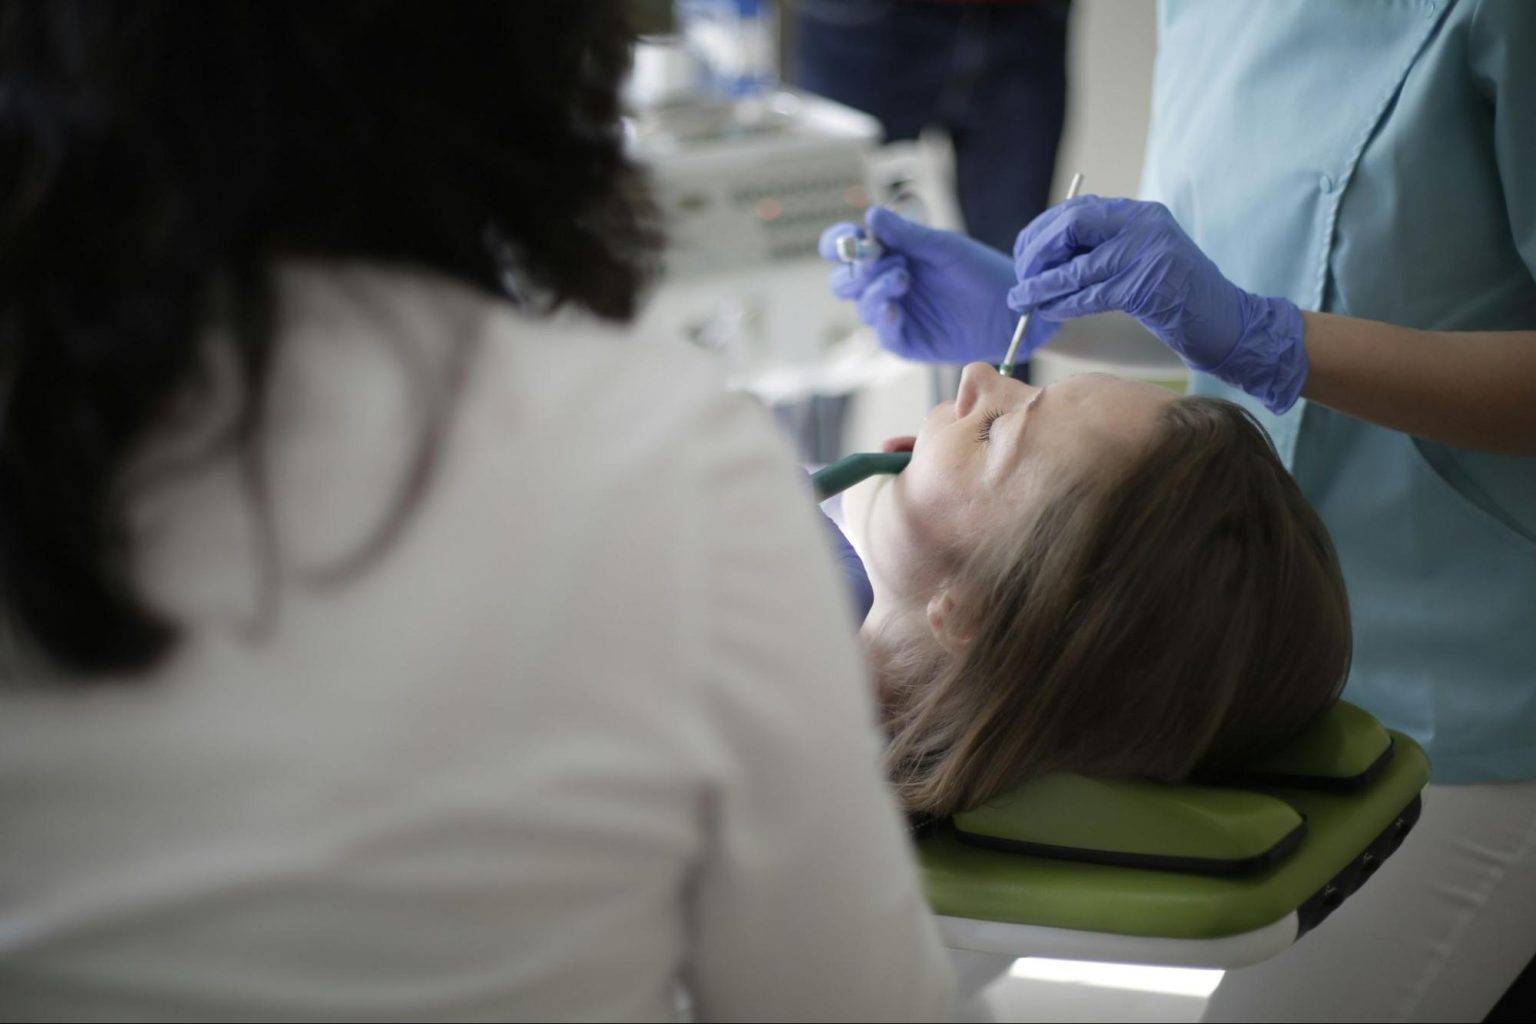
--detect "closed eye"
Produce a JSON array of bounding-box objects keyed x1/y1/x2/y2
[{"x1": 976, "y1": 408, "x2": 1005, "y2": 443}]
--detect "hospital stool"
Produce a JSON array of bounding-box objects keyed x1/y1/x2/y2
[{"x1": 916, "y1": 701, "x2": 1430, "y2": 994}]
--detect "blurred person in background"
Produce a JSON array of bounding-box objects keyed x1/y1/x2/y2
[{"x1": 789, "y1": 0, "x2": 1070, "y2": 256}]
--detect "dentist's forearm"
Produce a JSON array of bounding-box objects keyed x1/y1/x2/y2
[{"x1": 1299, "y1": 312, "x2": 1536, "y2": 455}]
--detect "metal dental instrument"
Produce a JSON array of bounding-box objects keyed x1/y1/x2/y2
[
  {"x1": 834, "y1": 230, "x2": 881, "y2": 281},
  {"x1": 811, "y1": 451, "x2": 910, "y2": 501},
  {"x1": 998, "y1": 172, "x2": 1084, "y2": 377}
]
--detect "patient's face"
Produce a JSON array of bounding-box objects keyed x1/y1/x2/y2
[{"x1": 864, "y1": 363, "x2": 1175, "y2": 599}]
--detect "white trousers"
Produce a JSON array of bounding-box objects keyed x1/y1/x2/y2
[{"x1": 1203, "y1": 779, "x2": 1536, "y2": 1023}]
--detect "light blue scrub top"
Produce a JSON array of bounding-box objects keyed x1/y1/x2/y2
[{"x1": 1142, "y1": 0, "x2": 1536, "y2": 783}]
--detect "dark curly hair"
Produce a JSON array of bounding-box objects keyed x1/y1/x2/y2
[{"x1": 0, "y1": 1, "x2": 658, "y2": 676}]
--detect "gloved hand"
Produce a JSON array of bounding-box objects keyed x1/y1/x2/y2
[
  {"x1": 819, "y1": 510, "x2": 873, "y2": 624},
  {"x1": 1005, "y1": 196, "x2": 1308, "y2": 413},
  {"x1": 819, "y1": 207, "x2": 1056, "y2": 364}
]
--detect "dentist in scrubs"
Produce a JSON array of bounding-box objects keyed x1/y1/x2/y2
[{"x1": 825, "y1": 1, "x2": 1536, "y2": 1019}]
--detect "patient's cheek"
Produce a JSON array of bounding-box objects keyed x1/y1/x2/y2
[{"x1": 895, "y1": 478, "x2": 975, "y2": 569}]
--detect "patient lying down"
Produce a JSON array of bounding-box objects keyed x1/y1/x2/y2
[{"x1": 843, "y1": 362, "x2": 1351, "y2": 819}]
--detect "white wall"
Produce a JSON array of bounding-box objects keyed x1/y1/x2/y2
[{"x1": 1053, "y1": 0, "x2": 1160, "y2": 201}]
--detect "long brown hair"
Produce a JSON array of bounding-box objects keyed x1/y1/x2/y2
[{"x1": 877, "y1": 396, "x2": 1352, "y2": 818}]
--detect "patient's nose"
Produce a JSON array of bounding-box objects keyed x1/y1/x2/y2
[
  {"x1": 955, "y1": 362, "x2": 997, "y2": 417},
  {"x1": 955, "y1": 361, "x2": 1030, "y2": 417}
]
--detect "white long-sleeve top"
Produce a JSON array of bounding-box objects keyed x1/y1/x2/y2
[{"x1": 0, "y1": 264, "x2": 951, "y2": 1021}]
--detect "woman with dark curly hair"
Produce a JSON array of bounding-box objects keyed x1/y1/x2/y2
[{"x1": 0, "y1": 2, "x2": 951, "y2": 1018}]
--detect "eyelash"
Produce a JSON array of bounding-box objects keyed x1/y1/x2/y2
[{"x1": 976, "y1": 408, "x2": 1005, "y2": 443}]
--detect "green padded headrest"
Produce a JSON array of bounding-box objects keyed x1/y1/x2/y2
[
  {"x1": 1235, "y1": 700, "x2": 1392, "y2": 790},
  {"x1": 953, "y1": 774, "x2": 1305, "y2": 875},
  {"x1": 952, "y1": 701, "x2": 1389, "y2": 875},
  {"x1": 922, "y1": 732, "x2": 1430, "y2": 940}
]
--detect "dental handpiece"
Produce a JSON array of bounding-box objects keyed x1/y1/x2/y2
[
  {"x1": 998, "y1": 172, "x2": 1085, "y2": 377},
  {"x1": 811, "y1": 451, "x2": 911, "y2": 501}
]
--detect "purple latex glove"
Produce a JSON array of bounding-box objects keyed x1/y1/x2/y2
[
  {"x1": 821, "y1": 511, "x2": 873, "y2": 625},
  {"x1": 819, "y1": 207, "x2": 1056, "y2": 364},
  {"x1": 1006, "y1": 196, "x2": 1308, "y2": 413}
]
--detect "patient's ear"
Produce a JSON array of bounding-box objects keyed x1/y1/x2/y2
[{"x1": 926, "y1": 587, "x2": 978, "y2": 657}]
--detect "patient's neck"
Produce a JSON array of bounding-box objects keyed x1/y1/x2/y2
[{"x1": 849, "y1": 475, "x2": 951, "y2": 615}]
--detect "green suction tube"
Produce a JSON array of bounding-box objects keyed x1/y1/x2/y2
[{"x1": 811, "y1": 451, "x2": 912, "y2": 501}]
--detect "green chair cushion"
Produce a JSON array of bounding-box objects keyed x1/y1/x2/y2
[
  {"x1": 951, "y1": 702, "x2": 1392, "y2": 873},
  {"x1": 953, "y1": 775, "x2": 1305, "y2": 875},
  {"x1": 1235, "y1": 700, "x2": 1393, "y2": 789},
  {"x1": 921, "y1": 730, "x2": 1429, "y2": 940}
]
